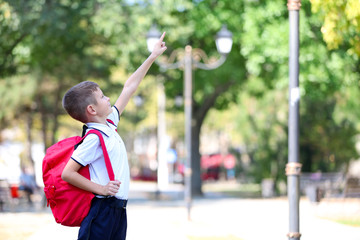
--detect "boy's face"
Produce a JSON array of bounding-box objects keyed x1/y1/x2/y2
[{"x1": 93, "y1": 88, "x2": 112, "y2": 117}]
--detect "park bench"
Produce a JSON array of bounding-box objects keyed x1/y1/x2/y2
[
  {"x1": 300, "y1": 172, "x2": 346, "y2": 202},
  {"x1": 343, "y1": 177, "x2": 360, "y2": 197},
  {"x1": 300, "y1": 172, "x2": 360, "y2": 201}
]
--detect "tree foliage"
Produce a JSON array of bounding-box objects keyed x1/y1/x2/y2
[
  {"x1": 310, "y1": 0, "x2": 360, "y2": 57},
  {"x1": 202, "y1": 0, "x2": 359, "y2": 192},
  {"x1": 1, "y1": 0, "x2": 359, "y2": 195}
]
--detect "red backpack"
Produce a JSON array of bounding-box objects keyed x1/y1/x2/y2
[{"x1": 42, "y1": 128, "x2": 115, "y2": 227}]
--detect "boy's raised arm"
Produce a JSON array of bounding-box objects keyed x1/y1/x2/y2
[{"x1": 114, "y1": 32, "x2": 167, "y2": 115}]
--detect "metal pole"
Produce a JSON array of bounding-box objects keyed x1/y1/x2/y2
[
  {"x1": 184, "y1": 45, "x2": 193, "y2": 221},
  {"x1": 287, "y1": 0, "x2": 302, "y2": 240},
  {"x1": 157, "y1": 80, "x2": 168, "y2": 191}
]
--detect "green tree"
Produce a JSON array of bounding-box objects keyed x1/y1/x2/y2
[
  {"x1": 310, "y1": 0, "x2": 360, "y2": 57},
  {"x1": 0, "y1": 0, "x2": 118, "y2": 176},
  {"x1": 300, "y1": 0, "x2": 359, "y2": 172},
  {"x1": 202, "y1": 0, "x2": 359, "y2": 193},
  {"x1": 1, "y1": 0, "x2": 116, "y2": 141},
  {"x1": 1, "y1": 0, "x2": 359, "y2": 197},
  {"x1": 135, "y1": 0, "x2": 247, "y2": 195}
]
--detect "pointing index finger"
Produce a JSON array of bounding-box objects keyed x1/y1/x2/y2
[{"x1": 159, "y1": 32, "x2": 166, "y2": 41}]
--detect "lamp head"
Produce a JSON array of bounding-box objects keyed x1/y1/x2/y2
[
  {"x1": 215, "y1": 25, "x2": 233, "y2": 55},
  {"x1": 146, "y1": 25, "x2": 161, "y2": 52}
]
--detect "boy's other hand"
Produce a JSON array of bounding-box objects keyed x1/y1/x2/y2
[
  {"x1": 103, "y1": 180, "x2": 121, "y2": 196},
  {"x1": 151, "y1": 32, "x2": 167, "y2": 58}
]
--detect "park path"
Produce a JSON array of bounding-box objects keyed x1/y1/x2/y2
[{"x1": 1, "y1": 181, "x2": 359, "y2": 240}]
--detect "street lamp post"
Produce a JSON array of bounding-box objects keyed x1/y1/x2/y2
[
  {"x1": 147, "y1": 25, "x2": 233, "y2": 220},
  {"x1": 286, "y1": 0, "x2": 302, "y2": 240},
  {"x1": 157, "y1": 78, "x2": 168, "y2": 191}
]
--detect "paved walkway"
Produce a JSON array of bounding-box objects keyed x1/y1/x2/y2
[{"x1": 1, "y1": 182, "x2": 360, "y2": 240}]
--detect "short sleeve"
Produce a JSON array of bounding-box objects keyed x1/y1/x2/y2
[{"x1": 71, "y1": 134, "x2": 101, "y2": 167}]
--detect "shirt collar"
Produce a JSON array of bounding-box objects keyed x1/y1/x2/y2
[{"x1": 86, "y1": 122, "x2": 112, "y2": 137}]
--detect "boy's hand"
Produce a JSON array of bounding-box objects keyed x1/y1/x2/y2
[
  {"x1": 102, "y1": 180, "x2": 121, "y2": 196},
  {"x1": 151, "y1": 32, "x2": 167, "y2": 58}
]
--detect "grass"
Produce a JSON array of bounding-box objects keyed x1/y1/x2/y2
[
  {"x1": 332, "y1": 218, "x2": 360, "y2": 227},
  {"x1": 202, "y1": 181, "x2": 262, "y2": 198}
]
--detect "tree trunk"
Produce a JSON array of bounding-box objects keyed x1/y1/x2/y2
[
  {"x1": 191, "y1": 79, "x2": 236, "y2": 196},
  {"x1": 50, "y1": 81, "x2": 64, "y2": 145},
  {"x1": 38, "y1": 95, "x2": 49, "y2": 152},
  {"x1": 301, "y1": 144, "x2": 313, "y2": 172},
  {"x1": 191, "y1": 119, "x2": 202, "y2": 196},
  {"x1": 25, "y1": 111, "x2": 35, "y2": 168}
]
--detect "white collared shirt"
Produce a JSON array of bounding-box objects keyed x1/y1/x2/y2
[{"x1": 71, "y1": 107, "x2": 130, "y2": 199}]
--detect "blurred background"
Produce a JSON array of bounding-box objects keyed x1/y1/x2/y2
[{"x1": 0, "y1": 0, "x2": 360, "y2": 239}]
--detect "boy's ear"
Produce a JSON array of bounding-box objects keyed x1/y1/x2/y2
[{"x1": 86, "y1": 104, "x2": 97, "y2": 116}]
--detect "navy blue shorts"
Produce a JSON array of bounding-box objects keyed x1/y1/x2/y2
[{"x1": 78, "y1": 197, "x2": 127, "y2": 240}]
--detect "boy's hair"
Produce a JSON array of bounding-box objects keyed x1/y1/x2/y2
[{"x1": 62, "y1": 81, "x2": 99, "y2": 123}]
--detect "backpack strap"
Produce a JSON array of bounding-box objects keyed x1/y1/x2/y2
[{"x1": 82, "y1": 130, "x2": 115, "y2": 181}]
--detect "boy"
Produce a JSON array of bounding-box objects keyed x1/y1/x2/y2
[{"x1": 61, "y1": 32, "x2": 167, "y2": 240}]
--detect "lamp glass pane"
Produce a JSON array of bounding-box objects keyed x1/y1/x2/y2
[
  {"x1": 216, "y1": 38, "x2": 233, "y2": 54},
  {"x1": 146, "y1": 38, "x2": 158, "y2": 52}
]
